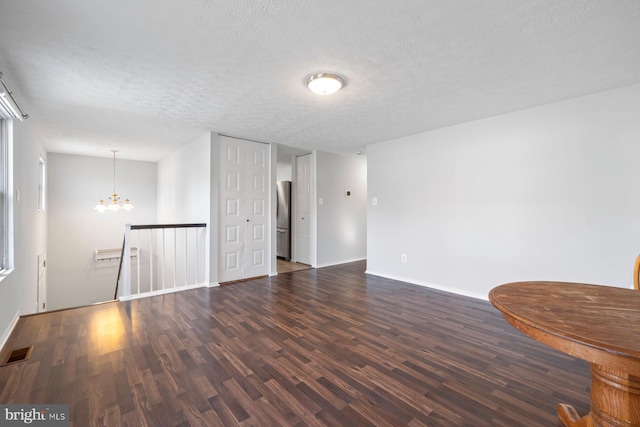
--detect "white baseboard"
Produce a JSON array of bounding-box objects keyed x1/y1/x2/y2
[
  {"x1": 208, "y1": 282, "x2": 220, "y2": 287},
  {"x1": 316, "y1": 257, "x2": 366, "y2": 269},
  {"x1": 364, "y1": 270, "x2": 489, "y2": 301},
  {"x1": 0, "y1": 310, "x2": 20, "y2": 353}
]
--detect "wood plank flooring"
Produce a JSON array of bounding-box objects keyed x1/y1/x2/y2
[
  {"x1": 277, "y1": 259, "x2": 311, "y2": 274},
  {"x1": 0, "y1": 261, "x2": 591, "y2": 426}
]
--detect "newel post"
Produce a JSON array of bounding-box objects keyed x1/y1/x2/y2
[{"x1": 123, "y1": 223, "x2": 131, "y2": 299}]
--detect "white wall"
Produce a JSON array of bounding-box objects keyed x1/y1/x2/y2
[
  {"x1": 316, "y1": 151, "x2": 367, "y2": 267},
  {"x1": 209, "y1": 133, "x2": 220, "y2": 285},
  {"x1": 47, "y1": 153, "x2": 157, "y2": 309},
  {"x1": 367, "y1": 83, "x2": 640, "y2": 300},
  {"x1": 0, "y1": 119, "x2": 47, "y2": 348},
  {"x1": 277, "y1": 164, "x2": 292, "y2": 181},
  {"x1": 157, "y1": 132, "x2": 218, "y2": 284},
  {"x1": 157, "y1": 132, "x2": 211, "y2": 223}
]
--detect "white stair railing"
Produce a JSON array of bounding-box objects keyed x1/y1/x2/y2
[{"x1": 117, "y1": 223, "x2": 207, "y2": 301}]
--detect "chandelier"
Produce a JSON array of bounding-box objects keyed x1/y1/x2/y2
[{"x1": 94, "y1": 150, "x2": 134, "y2": 212}]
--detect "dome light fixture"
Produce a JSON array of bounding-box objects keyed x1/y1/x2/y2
[{"x1": 306, "y1": 73, "x2": 345, "y2": 95}]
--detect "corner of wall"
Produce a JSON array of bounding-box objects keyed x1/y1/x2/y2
[{"x1": 0, "y1": 310, "x2": 20, "y2": 353}]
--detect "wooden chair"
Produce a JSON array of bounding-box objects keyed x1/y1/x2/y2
[{"x1": 635, "y1": 254, "x2": 640, "y2": 290}]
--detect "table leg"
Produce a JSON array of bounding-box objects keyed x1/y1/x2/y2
[{"x1": 557, "y1": 364, "x2": 640, "y2": 427}]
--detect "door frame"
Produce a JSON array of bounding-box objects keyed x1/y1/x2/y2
[{"x1": 37, "y1": 251, "x2": 46, "y2": 312}]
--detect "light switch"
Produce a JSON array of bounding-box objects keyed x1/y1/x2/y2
[
  {"x1": 319, "y1": 198, "x2": 324, "y2": 206},
  {"x1": 372, "y1": 197, "x2": 377, "y2": 206}
]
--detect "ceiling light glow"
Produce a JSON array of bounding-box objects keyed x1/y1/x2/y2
[{"x1": 306, "y1": 73, "x2": 345, "y2": 95}]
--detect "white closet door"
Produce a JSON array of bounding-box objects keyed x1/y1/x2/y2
[
  {"x1": 220, "y1": 137, "x2": 246, "y2": 282},
  {"x1": 295, "y1": 154, "x2": 312, "y2": 265},
  {"x1": 243, "y1": 141, "x2": 269, "y2": 279},
  {"x1": 219, "y1": 137, "x2": 270, "y2": 282}
]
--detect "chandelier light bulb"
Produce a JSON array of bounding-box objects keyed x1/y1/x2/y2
[{"x1": 94, "y1": 199, "x2": 106, "y2": 213}]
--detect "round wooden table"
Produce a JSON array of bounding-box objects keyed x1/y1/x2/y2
[{"x1": 489, "y1": 281, "x2": 640, "y2": 427}]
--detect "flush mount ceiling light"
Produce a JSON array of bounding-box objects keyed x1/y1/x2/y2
[
  {"x1": 306, "y1": 73, "x2": 345, "y2": 95},
  {"x1": 94, "y1": 150, "x2": 134, "y2": 212}
]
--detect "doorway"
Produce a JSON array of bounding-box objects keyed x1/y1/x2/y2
[
  {"x1": 37, "y1": 251, "x2": 46, "y2": 312},
  {"x1": 275, "y1": 145, "x2": 314, "y2": 274}
]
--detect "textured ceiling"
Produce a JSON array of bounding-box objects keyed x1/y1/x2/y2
[{"x1": 1, "y1": 0, "x2": 639, "y2": 161}]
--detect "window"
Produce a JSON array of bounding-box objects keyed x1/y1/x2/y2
[
  {"x1": 38, "y1": 155, "x2": 45, "y2": 211},
  {"x1": 0, "y1": 118, "x2": 12, "y2": 276}
]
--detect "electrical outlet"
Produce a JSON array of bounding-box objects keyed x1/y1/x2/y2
[
  {"x1": 401, "y1": 254, "x2": 407, "y2": 263},
  {"x1": 372, "y1": 197, "x2": 378, "y2": 206}
]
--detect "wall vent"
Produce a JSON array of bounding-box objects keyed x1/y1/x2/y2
[{"x1": 1, "y1": 346, "x2": 33, "y2": 367}]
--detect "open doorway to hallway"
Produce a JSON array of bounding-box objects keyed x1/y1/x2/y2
[{"x1": 276, "y1": 143, "x2": 312, "y2": 274}]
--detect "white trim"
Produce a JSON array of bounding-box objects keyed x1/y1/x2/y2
[
  {"x1": 208, "y1": 282, "x2": 220, "y2": 288},
  {"x1": 119, "y1": 283, "x2": 208, "y2": 301},
  {"x1": 0, "y1": 310, "x2": 20, "y2": 352},
  {"x1": 364, "y1": 270, "x2": 489, "y2": 301},
  {"x1": 0, "y1": 267, "x2": 14, "y2": 283},
  {"x1": 316, "y1": 257, "x2": 367, "y2": 269},
  {"x1": 310, "y1": 151, "x2": 318, "y2": 268},
  {"x1": 0, "y1": 119, "x2": 14, "y2": 274}
]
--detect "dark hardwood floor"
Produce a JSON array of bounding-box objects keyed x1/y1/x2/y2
[{"x1": 0, "y1": 261, "x2": 591, "y2": 426}]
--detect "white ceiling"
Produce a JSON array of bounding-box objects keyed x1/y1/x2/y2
[{"x1": 1, "y1": 0, "x2": 639, "y2": 162}]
